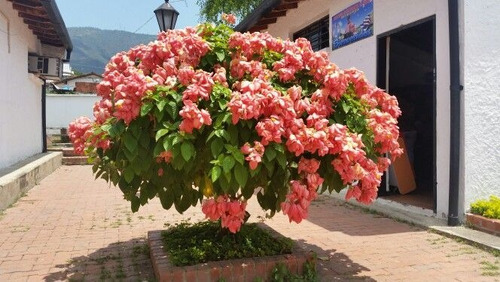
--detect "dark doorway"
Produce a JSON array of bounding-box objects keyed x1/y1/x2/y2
[{"x1": 376, "y1": 18, "x2": 436, "y2": 211}]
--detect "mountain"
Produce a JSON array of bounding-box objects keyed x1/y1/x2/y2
[{"x1": 68, "y1": 27, "x2": 156, "y2": 74}]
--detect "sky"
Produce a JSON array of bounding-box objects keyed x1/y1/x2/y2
[{"x1": 55, "y1": 0, "x2": 201, "y2": 35}]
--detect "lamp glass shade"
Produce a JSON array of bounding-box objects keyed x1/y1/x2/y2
[{"x1": 154, "y1": 1, "x2": 179, "y2": 31}]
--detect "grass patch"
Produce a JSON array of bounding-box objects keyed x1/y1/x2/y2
[
  {"x1": 132, "y1": 243, "x2": 149, "y2": 258},
  {"x1": 99, "y1": 266, "x2": 112, "y2": 281},
  {"x1": 480, "y1": 260, "x2": 500, "y2": 276},
  {"x1": 162, "y1": 221, "x2": 293, "y2": 266}
]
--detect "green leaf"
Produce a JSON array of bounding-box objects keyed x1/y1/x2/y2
[
  {"x1": 100, "y1": 124, "x2": 112, "y2": 132},
  {"x1": 210, "y1": 138, "x2": 224, "y2": 158},
  {"x1": 211, "y1": 166, "x2": 222, "y2": 182},
  {"x1": 215, "y1": 129, "x2": 231, "y2": 142},
  {"x1": 272, "y1": 142, "x2": 285, "y2": 153},
  {"x1": 342, "y1": 100, "x2": 350, "y2": 113},
  {"x1": 163, "y1": 135, "x2": 173, "y2": 151},
  {"x1": 154, "y1": 141, "x2": 164, "y2": 156},
  {"x1": 158, "y1": 187, "x2": 174, "y2": 209},
  {"x1": 174, "y1": 195, "x2": 192, "y2": 214},
  {"x1": 92, "y1": 164, "x2": 98, "y2": 174},
  {"x1": 155, "y1": 129, "x2": 169, "y2": 141},
  {"x1": 172, "y1": 135, "x2": 182, "y2": 146},
  {"x1": 218, "y1": 99, "x2": 228, "y2": 110},
  {"x1": 131, "y1": 196, "x2": 140, "y2": 212},
  {"x1": 123, "y1": 167, "x2": 134, "y2": 184},
  {"x1": 276, "y1": 153, "x2": 287, "y2": 169},
  {"x1": 139, "y1": 133, "x2": 150, "y2": 149},
  {"x1": 264, "y1": 147, "x2": 277, "y2": 162},
  {"x1": 141, "y1": 103, "x2": 154, "y2": 117},
  {"x1": 233, "y1": 151, "x2": 245, "y2": 165},
  {"x1": 227, "y1": 125, "x2": 238, "y2": 144},
  {"x1": 157, "y1": 99, "x2": 167, "y2": 112},
  {"x1": 108, "y1": 121, "x2": 125, "y2": 138},
  {"x1": 123, "y1": 134, "x2": 138, "y2": 153},
  {"x1": 166, "y1": 101, "x2": 177, "y2": 119},
  {"x1": 181, "y1": 142, "x2": 194, "y2": 161},
  {"x1": 95, "y1": 169, "x2": 105, "y2": 179},
  {"x1": 234, "y1": 163, "x2": 248, "y2": 188},
  {"x1": 215, "y1": 49, "x2": 225, "y2": 61},
  {"x1": 222, "y1": 155, "x2": 236, "y2": 173}
]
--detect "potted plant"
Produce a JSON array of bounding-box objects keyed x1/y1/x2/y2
[{"x1": 466, "y1": 196, "x2": 500, "y2": 236}]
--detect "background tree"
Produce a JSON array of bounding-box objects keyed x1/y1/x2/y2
[{"x1": 196, "y1": 0, "x2": 263, "y2": 23}]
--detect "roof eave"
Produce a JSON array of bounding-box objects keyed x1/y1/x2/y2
[
  {"x1": 235, "y1": 0, "x2": 282, "y2": 32},
  {"x1": 39, "y1": 0, "x2": 73, "y2": 61}
]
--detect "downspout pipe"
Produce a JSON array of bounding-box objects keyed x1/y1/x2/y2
[
  {"x1": 448, "y1": 0, "x2": 463, "y2": 226},
  {"x1": 42, "y1": 79, "x2": 47, "y2": 153}
]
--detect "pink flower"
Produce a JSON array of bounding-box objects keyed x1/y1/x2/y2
[
  {"x1": 281, "y1": 201, "x2": 308, "y2": 224},
  {"x1": 305, "y1": 173, "x2": 323, "y2": 192},
  {"x1": 241, "y1": 141, "x2": 265, "y2": 170},
  {"x1": 345, "y1": 186, "x2": 362, "y2": 201},
  {"x1": 179, "y1": 100, "x2": 212, "y2": 133},
  {"x1": 287, "y1": 86, "x2": 302, "y2": 101},
  {"x1": 298, "y1": 157, "x2": 321, "y2": 174},
  {"x1": 178, "y1": 66, "x2": 195, "y2": 86},
  {"x1": 202, "y1": 196, "x2": 227, "y2": 221},
  {"x1": 93, "y1": 99, "x2": 112, "y2": 124},
  {"x1": 202, "y1": 196, "x2": 247, "y2": 233},
  {"x1": 221, "y1": 200, "x2": 247, "y2": 233},
  {"x1": 156, "y1": 151, "x2": 173, "y2": 163},
  {"x1": 68, "y1": 116, "x2": 92, "y2": 155},
  {"x1": 256, "y1": 116, "x2": 285, "y2": 145},
  {"x1": 221, "y1": 13, "x2": 236, "y2": 25},
  {"x1": 281, "y1": 180, "x2": 310, "y2": 223},
  {"x1": 212, "y1": 66, "x2": 228, "y2": 86}
]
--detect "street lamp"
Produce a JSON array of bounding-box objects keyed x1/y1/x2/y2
[{"x1": 154, "y1": 0, "x2": 179, "y2": 32}]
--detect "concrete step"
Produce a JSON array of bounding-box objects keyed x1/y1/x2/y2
[
  {"x1": 62, "y1": 156, "x2": 90, "y2": 165},
  {"x1": 62, "y1": 148, "x2": 78, "y2": 157}
]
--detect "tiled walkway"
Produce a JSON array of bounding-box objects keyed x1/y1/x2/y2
[{"x1": 0, "y1": 166, "x2": 498, "y2": 281}]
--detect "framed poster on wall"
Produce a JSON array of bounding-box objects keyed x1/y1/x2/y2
[{"x1": 332, "y1": 0, "x2": 373, "y2": 50}]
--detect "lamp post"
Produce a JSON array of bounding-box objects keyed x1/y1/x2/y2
[{"x1": 154, "y1": 0, "x2": 179, "y2": 32}]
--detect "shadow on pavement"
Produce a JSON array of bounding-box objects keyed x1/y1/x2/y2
[
  {"x1": 43, "y1": 237, "x2": 155, "y2": 281},
  {"x1": 295, "y1": 239, "x2": 376, "y2": 281},
  {"x1": 305, "y1": 195, "x2": 423, "y2": 236}
]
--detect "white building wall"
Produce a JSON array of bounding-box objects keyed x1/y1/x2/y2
[
  {"x1": 56, "y1": 76, "x2": 102, "y2": 88},
  {"x1": 0, "y1": 2, "x2": 44, "y2": 170},
  {"x1": 46, "y1": 94, "x2": 100, "y2": 129},
  {"x1": 266, "y1": 0, "x2": 451, "y2": 218},
  {"x1": 463, "y1": 0, "x2": 500, "y2": 208}
]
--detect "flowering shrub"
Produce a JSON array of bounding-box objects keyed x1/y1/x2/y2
[{"x1": 68, "y1": 19, "x2": 401, "y2": 233}]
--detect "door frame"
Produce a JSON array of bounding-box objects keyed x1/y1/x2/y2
[{"x1": 375, "y1": 16, "x2": 437, "y2": 212}]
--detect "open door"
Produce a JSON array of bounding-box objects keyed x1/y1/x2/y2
[{"x1": 377, "y1": 17, "x2": 436, "y2": 211}]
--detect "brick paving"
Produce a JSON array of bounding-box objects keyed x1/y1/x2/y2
[{"x1": 0, "y1": 165, "x2": 498, "y2": 281}]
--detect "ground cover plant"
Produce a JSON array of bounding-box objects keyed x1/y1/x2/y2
[
  {"x1": 162, "y1": 221, "x2": 293, "y2": 266},
  {"x1": 69, "y1": 15, "x2": 402, "y2": 233},
  {"x1": 470, "y1": 196, "x2": 500, "y2": 219}
]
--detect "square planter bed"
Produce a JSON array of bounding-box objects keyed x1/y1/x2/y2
[{"x1": 148, "y1": 223, "x2": 313, "y2": 281}]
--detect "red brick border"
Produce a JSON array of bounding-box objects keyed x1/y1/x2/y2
[
  {"x1": 148, "y1": 224, "x2": 313, "y2": 282},
  {"x1": 466, "y1": 213, "x2": 500, "y2": 236}
]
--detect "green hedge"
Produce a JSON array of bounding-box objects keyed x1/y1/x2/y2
[{"x1": 470, "y1": 196, "x2": 500, "y2": 219}]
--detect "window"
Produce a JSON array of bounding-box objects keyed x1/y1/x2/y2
[{"x1": 293, "y1": 16, "x2": 329, "y2": 51}]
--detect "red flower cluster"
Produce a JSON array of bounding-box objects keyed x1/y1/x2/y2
[
  {"x1": 281, "y1": 157, "x2": 324, "y2": 223},
  {"x1": 68, "y1": 116, "x2": 110, "y2": 155},
  {"x1": 225, "y1": 31, "x2": 401, "y2": 212},
  {"x1": 241, "y1": 141, "x2": 265, "y2": 170},
  {"x1": 202, "y1": 196, "x2": 247, "y2": 233},
  {"x1": 95, "y1": 28, "x2": 210, "y2": 126},
  {"x1": 68, "y1": 116, "x2": 92, "y2": 155}
]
